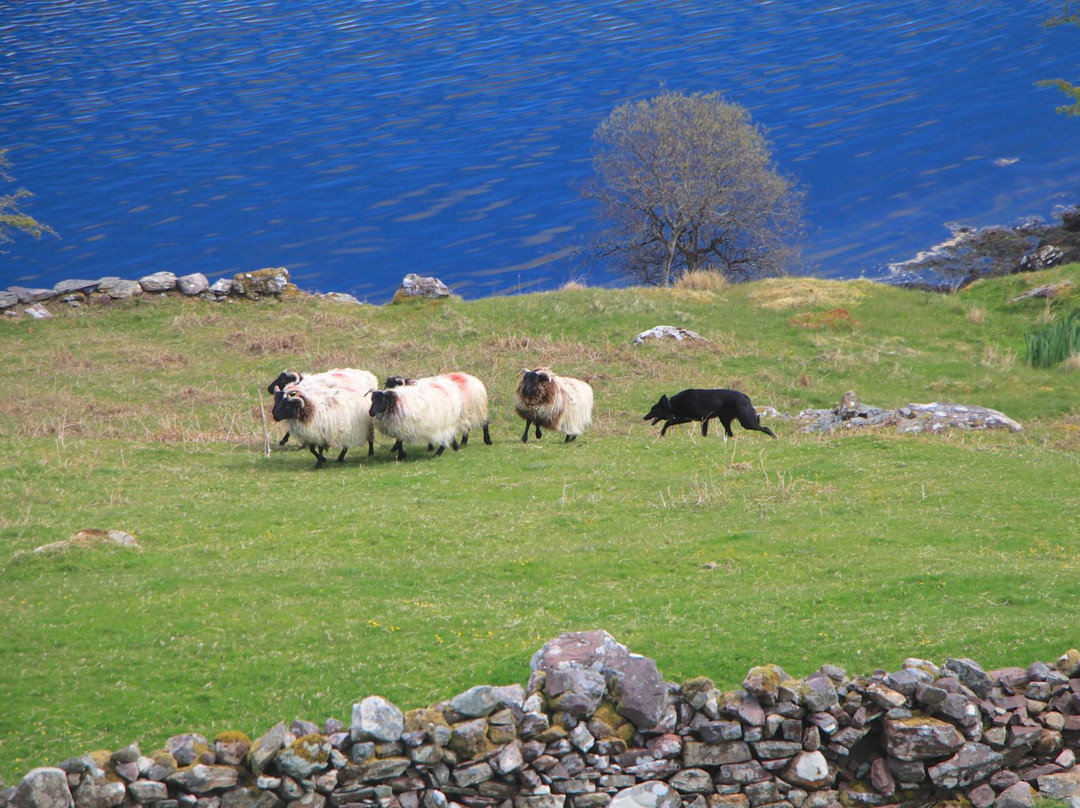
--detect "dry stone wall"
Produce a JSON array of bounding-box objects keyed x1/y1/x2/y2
[{"x1": 6, "y1": 631, "x2": 1080, "y2": 808}]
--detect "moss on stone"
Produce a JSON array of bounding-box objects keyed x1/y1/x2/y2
[
  {"x1": 531, "y1": 725, "x2": 568, "y2": 745},
  {"x1": 214, "y1": 731, "x2": 252, "y2": 745},
  {"x1": 404, "y1": 707, "x2": 451, "y2": 735},
  {"x1": 88, "y1": 750, "x2": 113, "y2": 768},
  {"x1": 928, "y1": 795, "x2": 972, "y2": 808},
  {"x1": 744, "y1": 664, "x2": 783, "y2": 694},
  {"x1": 680, "y1": 676, "x2": 716, "y2": 705},
  {"x1": 150, "y1": 749, "x2": 177, "y2": 768},
  {"x1": 289, "y1": 734, "x2": 330, "y2": 764},
  {"x1": 889, "y1": 711, "x2": 950, "y2": 728},
  {"x1": 592, "y1": 701, "x2": 634, "y2": 743}
]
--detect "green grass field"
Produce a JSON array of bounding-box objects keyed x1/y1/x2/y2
[{"x1": 2, "y1": 268, "x2": 1080, "y2": 783}]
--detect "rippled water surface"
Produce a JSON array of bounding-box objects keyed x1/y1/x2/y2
[{"x1": 2, "y1": 1, "x2": 1078, "y2": 301}]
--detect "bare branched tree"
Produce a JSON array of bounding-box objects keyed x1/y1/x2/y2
[
  {"x1": 580, "y1": 90, "x2": 805, "y2": 286},
  {"x1": 1, "y1": 148, "x2": 56, "y2": 248}
]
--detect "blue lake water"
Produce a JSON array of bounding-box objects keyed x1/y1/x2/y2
[{"x1": 2, "y1": 1, "x2": 1078, "y2": 303}]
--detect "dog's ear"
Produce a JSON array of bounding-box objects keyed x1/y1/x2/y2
[{"x1": 660, "y1": 395, "x2": 669, "y2": 406}]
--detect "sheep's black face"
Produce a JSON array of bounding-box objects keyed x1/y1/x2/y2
[
  {"x1": 384, "y1": 375, "x2": 409, "y2": 389},
  {"x1": 521, "y1": 370, "x2": 548, "y2": 398},
  {"x1": 267, "y1": 370, "x2": 300, "y2": 395},
  {"x1": 369, "y1": 390, "x2": 392, "y2": 417},
  {"x1": 272, "y1": 389, "x2": 304, "y2": 422}
]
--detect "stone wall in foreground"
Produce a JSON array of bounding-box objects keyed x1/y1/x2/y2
[{"x1": 6, "y1": 631, "x2": 1080, "y2": 808}]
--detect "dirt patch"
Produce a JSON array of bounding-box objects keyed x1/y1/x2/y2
[{"x1": 789, "y1": 307, "x2": 859, "y2": 330}]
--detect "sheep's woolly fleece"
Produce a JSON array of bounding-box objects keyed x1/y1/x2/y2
[{"x1": 371, "y1": 379, "x2": 464, "y2": 450}]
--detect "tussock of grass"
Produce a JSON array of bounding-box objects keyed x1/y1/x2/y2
[
  {"x1": 1, "y1": 266, "x2": 1080, "y2": 781},
  {"x1": 673, "y1": 270, "x2": 728, "y2": 293}
]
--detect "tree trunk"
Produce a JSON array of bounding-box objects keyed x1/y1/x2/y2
[{"x1": 661, "y1": 234, "x2": 679, "y2": 286}]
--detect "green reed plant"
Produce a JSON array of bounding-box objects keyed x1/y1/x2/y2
[{"x1": 1026, "y1": 308, "x2": 1080, "y2": 367}]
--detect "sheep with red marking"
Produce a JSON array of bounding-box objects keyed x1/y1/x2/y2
[
  {"x1": 369, "y1": 377, "x2": 465, "y2": 461},
  {"x1": 272, "y1": 379, "x2": 376, "y2": 468},
  {"x1": 266, "y1": 367, "x2": 378, "y2": 446},
  {"x1": 514, "y1": 367, "x2": 593, "y2": 443},
  {"x1": 385, "y1": 372, "x2": 491, "y2": 446}
]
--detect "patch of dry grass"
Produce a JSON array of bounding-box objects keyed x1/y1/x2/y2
[{"x1": 673, "y1": 270, "x2": 728, "y2": 293}]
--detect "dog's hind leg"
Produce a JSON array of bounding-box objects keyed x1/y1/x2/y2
[
  {"x1": 736, "y1": 412, "x2": 777, "y2": 439},
  {"x1": 701, "y1": 418, "x2": 709, "y2": 437}
]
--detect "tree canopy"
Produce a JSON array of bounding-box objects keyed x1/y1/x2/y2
[
  {"x1": 1, "y1": 149, "x2": 56, "y2": 247},
  {"x1": 581, "y1": 90, "x2": 805, "y2": 286}
]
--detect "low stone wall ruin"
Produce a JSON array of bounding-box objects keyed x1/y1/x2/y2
[
  {"x1": 5, "y1": 631, "x2": 1080, "y2": 808},
  {"x1": 1, "y1": 268, "x2": 453, "y2": 317}
]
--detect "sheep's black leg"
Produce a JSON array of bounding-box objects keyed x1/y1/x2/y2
[
  {"x1": 367, "y1": 438, "x2": 375, "y2": 456},
  {"x1": 521, "y1": 420, "x2": 532, "y2": 443},
  {"x1": 391, "y1": 439, "x2": 403, "y2": 456},
  {"x1": 450, "y1": 437, "x2": 460, "y2": 452},
  {"x1": 565, "y1": 434, "x2": 576, "y2": 443},
  {"x1": 701, "y1": 419, "x2": 709, "y2": 437},
  {"x1": 434, "y1": 444, "x2": 445, "y2": 456},
  {"x1": 427, "y1": 443, "x2": 434, "y2": 452},
  {"x1": 395, "y1": 442, "x2": 407, "y2": 461},
  {"x1": 535, "y1": 424, "x2": 542, "y2": 439},
  {"x1": 310, "y1": 445, "x2": 326, "y2": 469},
  {"x1": 460, "y1": 429, "x2": 470, "y2": 447},
  {"x1": 336, "y1": 447, "x2": 348, "y2": 463},
  {"x1": 482, "y1": 423, "x2": 492, "y2": 445},
  {"x1": 722, "y1": 418, "x2": 735, "y2": 438},
  {"x1": 279, "y1": 431, "x2": 290, "y2": 446}
]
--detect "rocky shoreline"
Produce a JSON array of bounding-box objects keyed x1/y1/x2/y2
[{"x1": 4, "y1": 632, "x2": 1080, "y2": 808}]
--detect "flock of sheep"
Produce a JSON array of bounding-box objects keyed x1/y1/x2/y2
[{"x1": 267, "y1": 366, "x2": 594, "y2": 467}]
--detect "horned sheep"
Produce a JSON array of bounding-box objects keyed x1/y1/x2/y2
[
  {"x1": 369, "y1": 378, "x2": 465, "y2": 461},
  {"x1": 514, "y1": 367, "x2": 594, "y2": 443},
  {"x1": 266, "y1": 368, "x2": 378, "y2": 446},
  {"x1": 272, "y1": 379, "x2": 376, "y2": 468}
]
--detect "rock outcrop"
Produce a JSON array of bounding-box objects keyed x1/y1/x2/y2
[{"x1": 797, "y1": 391, "x2": 1023, "y2": 434}]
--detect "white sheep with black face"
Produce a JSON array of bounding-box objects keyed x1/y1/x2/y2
[
  {"x1": 514, "y1": 367, "x2": 593, "y2": 443},
  {"x1": 266, "y1": 367, "x2": 378, "y2": 446},
  {"x1": 368, "y1": 377, "x2": 465, "y2": 461},
  {"x1": 385, "y1": 372, "x2": 491, "y2": 447},
  {"x1": 271, "y1": 379, "x2": 376, "y2": 468}
]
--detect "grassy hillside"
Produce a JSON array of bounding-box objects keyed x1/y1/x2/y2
[{"x1": 2, "y1": 267, "x2": 1080, "y2": 782}]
